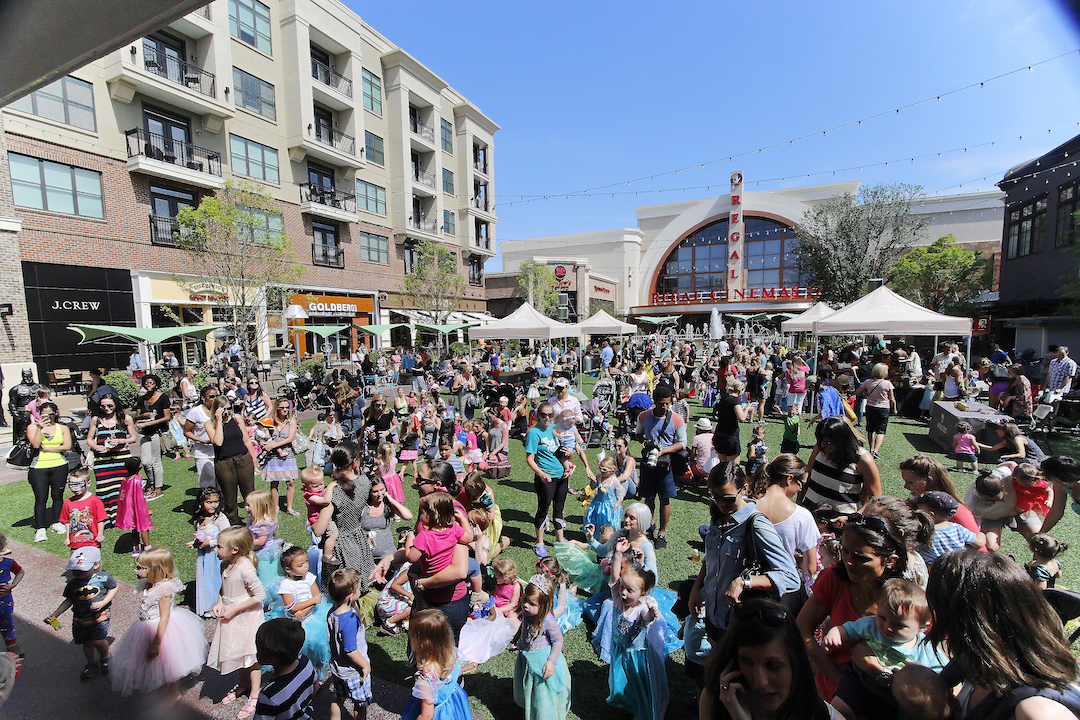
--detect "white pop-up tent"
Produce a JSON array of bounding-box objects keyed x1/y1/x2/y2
[
  {"x1": 576, "y1": 309, "x2": 636, "y2": 335},
  {"x1": 782, "y1": 302, "x2": 836, "y2": 333},
  {"x1": 810, "y1": 286, "x2": 971, "y2": 336},
  {"x1": 469, "y1": 302, "x2": 581, "y2": 340}
]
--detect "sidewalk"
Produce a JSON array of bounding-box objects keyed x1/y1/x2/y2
[{"x1": 2, "y1": 538, "x2": 419, "y2": 719}]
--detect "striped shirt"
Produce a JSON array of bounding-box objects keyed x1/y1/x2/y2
[
  {"x1": 803, "y1": 448, "x2": 869, "y2": 514},
  {"x1": 1047, "y1": 356, "x2": 1077, "y2": 392},
  {"x1": 253, "y1": 655, "x2": 314, "y2": 720},
  {"x1": 919, "y1": 522, "x2": 976, "y2": 565}
]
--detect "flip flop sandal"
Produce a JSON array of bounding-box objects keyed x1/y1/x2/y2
[{"x1": 237, "y1": 697, "x2": 259, "y2": 719}]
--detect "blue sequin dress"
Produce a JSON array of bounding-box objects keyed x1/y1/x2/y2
[
  {"x1": 605, "y1": 597, "x2": 669, "y2": 720},
  {"x1": 401, "y1": 661, "x2": 472, "y2": 720}
]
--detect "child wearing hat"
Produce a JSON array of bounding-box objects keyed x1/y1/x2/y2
[
  {"x1": 911, "y1": 491, "x2": 986, "y2": 565},
  {"x1": 690, "y1": 418, "x2": 716, "y2": 482},
  {"x1": 45, "y1": 547, "x2": 118, "y2": 680}
]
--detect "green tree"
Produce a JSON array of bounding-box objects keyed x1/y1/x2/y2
[
  {"x1": 793, "y1": 183, "x2": 930, "y2": 305},
  {"x1": 516, "y1": 260, "x2": 559, "y2": 317},
  {"x1": 176, "y1": 180, "x2": 303, "y2": 360},
  {"x1": 887, "y1": 234, "x2": 993, "y2": 313},
  {"x1": 399, "y1": 240, "x2": 466, "y2": 325}
]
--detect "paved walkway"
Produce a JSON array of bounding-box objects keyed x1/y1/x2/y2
[{"x1": 1, "y1": 538, "x2": 421, "y2": 719}]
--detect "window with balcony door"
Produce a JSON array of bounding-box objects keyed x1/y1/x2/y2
[
  {"x1": 143, "y1": 107, "x2": 191, "y2": 162},
  {"x1": 150, "y1": 185, "x2": 196, "y2": 246},
  {"x1": 469, "y1": 256, "x2": 484, "y2": 286},
  {"x1": 473, "y1": 181, "x2": 488, "y2": 212},
  {"x1": 474, "y1": 219, "x2": 489, "y2": 250},
  {"x1": 306, "y1": 163, "x2": 336, "y2": 206},
  {"x1": 404, "y1": 246, "x2": 419, "y2": 274},
  {"x1": 143, "y1": 33, "x2": 187, "y2": 85},
  {"x1": 473, "y1": 144, "x2": 487, "y2": 173},
  {"x1": 313, "y1": 105, "x2": 333, "y2": 146},
  {"x1": 312, "y1": 221, "x2": 343, "y2": 268}
]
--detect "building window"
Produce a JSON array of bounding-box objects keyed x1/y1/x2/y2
[
  {"x1": 356, "y1": 180, "x2": 386, "y2": 215},
  {"x1": 469, "y1": 256, "x2": 483, "y2": 286},
  {"x1": 361, "y1": 69, "x2": 382, "y2": 115},
  {"x1": 229, "y1": 134, "x2": 279, "y2": 183},
  {"x1": 239, "y1": 207, "x2": 282, "y2": 245},
  {"x1": 441, "y1": 119, "x2": 453, "y2": 153},
  {"x1": 474, "y1": 219, "x2": 489, "y2": 250},
  {"x1": 443, "y1": 210, "x2": 456, "y2": 235},
  {"x1": 1056, "y1": 181, "x2": 1080, "y2": 248},
  {"x1": 443, "y1": 169, "x2": 454, "y2": 194},
  {"x1": 9, "y1": 153, "x2": 103, "y2": 217},
  {"x1": 1006, "y1": 196, "x2": 1047, "y2": 259},
  {"x1": 359, "y1": 231, "x2": 389, "y2": 264},
  {"x1": 229, "y1": 0, "x2": 272, "y2": 54},
  {"x1": 232, "y1": 67, "x2": 275, "y2": 120},
  {"x1": 364, "y1": 131, "x2": 384, "y2": 166},
  {"x1": 404, "y1": 246, "x2": 419, "y2": 274},
  {"x1": 8, "y1": 76, "x2": 96, "y2": 132}
]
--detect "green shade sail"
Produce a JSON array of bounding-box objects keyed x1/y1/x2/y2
[
  {"x1": 299, "y1": 324, "x2": 352, "y2": 338},
  {"x1": 68, "y1": 324, "x2": 219, "y2": 345},
  {"x1": 416, "y1": 322, "x2": 477, "y2": 334},
  {"x1": 352, "y1": 323, "x2": 407, "y2": 335},
  {"x1": 636, "y1": 315, "x2": 680, "y2": 324}
]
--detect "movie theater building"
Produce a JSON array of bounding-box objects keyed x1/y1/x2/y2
[{"x1": 498, "y1": 177, "x2": 1004, "y2": 324}]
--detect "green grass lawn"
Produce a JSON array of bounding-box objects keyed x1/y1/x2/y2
[{"x1": 3, "y1": 385, "x2": 1079, "y2": 719}]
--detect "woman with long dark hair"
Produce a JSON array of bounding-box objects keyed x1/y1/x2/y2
[
  {"x1": 87, "y1": 392, "x2": 138, "y2": 526},
  {"x1": 893, "y1": 550, "x2": 1079, "y2": 719},
  {"x1": 311, "y1": 441, "x2": 375, "y2": 592},
  {"x1": 135, "y1": 374, "x2": 171, "y2": 501},
  {"x1": 26, "y1": 401, "x2": 72, "y2": 542},
  {"x1": 701, "y1": 598, "x2": 837, "y2": 720},
  {"x1": 802, "y1": 417, "x2": 881, "y2": 514}
]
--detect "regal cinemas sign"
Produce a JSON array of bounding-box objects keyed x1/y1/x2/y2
[{"x1": 650, "y1": 286, "x2": 825, "y2": 305}]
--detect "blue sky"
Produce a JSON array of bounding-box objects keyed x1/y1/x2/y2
[{"x1": 349, "y1": 0, "x2": 1080, "y2": 270}]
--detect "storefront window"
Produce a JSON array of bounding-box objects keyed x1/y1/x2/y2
[{"x1": 655, "y1": 217, "x2": 807, "y2": 294}]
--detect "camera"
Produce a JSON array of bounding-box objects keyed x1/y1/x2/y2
[{"x1": 642, "y1": 441, "x2": 660, "y2": 468}]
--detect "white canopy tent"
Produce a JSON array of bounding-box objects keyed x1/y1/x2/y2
[
  {"x1": 781, "y1": 302, "x2": 836, "y2": 333},
  {"x1": 809, "y1": 286, "x2": 974, "y2": 373},
  {"x1": 469, "y1": 302, "x2": 581, "y2": 340},
  {"x1": 576, "y1": 309, "x2": 636, "y2": 335}
]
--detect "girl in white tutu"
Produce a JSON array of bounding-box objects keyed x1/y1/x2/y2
[{"x1": 110, "y1": 547, "x2": 208, "y2": 699}]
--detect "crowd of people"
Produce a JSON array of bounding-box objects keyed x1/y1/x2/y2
[{"x1": 3, "y1": 331, "x2": 1080, "y2": 720}]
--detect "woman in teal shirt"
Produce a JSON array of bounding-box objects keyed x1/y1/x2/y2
[{"x1": 525, "y1": 402, "x2": 566, "y2": 558}]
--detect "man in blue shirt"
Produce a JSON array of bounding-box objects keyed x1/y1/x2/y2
[
  {"x1": 635, "y1": 385, "x2": 687, "y2": 549},
  {"x1": 525, "y1": 402, "x2": 566, "y2": 558},
  {"x1": 600, "y1": 340, "x2": 614, "y2": 377}
]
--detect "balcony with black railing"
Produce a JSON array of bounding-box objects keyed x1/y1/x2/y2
[
  {"x1": 149, "y1": 215, "x2": 185, "y2": 247},
  {"x1": 311, "y1": 58, "x2": 352, "y2": 98},
  {"x1": 312, "y1": 243, "x2": 345, "y2": 269},
  {"x1": 410, "y1": 116, "x2": 435, "y2": 144},
  {"x1": 313, "y1": 125, "x2": 355, "y2": 156},
  {"x1": 143, "y1": 42, "x2": 216, "y2": 98},
  {"x1": 473, "y1": 159, "x2": 489, "y2": 175},
  {"x1": 126, "y1": 128, "x2": 223, "y2": 186},
  {"x1": 300, "y1": 183, "x2": 357, "y2": 213},
  {"x1": 408, "y1": 214, "x2": 439, "y2": 235},
  {"x1": 472, "y1": 196, "x2": 490, "y2": 212}
]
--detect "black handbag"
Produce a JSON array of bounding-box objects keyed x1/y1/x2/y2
[{"x1": 741, "y1": 513, "x2": 807, "y2": 614}]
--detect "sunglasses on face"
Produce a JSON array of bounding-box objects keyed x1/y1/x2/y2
[
  {"x1": 538, "y1": 411, "x2": 554, "y2": 418},
  {"x1": 710, "y1": 491, "x2": 740, "y2": 505}
]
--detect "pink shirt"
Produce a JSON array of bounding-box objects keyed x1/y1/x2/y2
[
  {"x1": 303, "y1": 488, "x2": 325, "y2": 527},
  {"x1": 953, "y1": 433, "x2": 978, "y2": 455},
  {"x1": 493, "y1": 580, "x2": 516, "y2": 608},
  {"x1": 692, "y1": 432, "x2": 715, "y2": 471},
  {"x1": 859, "y1": 378, "x2": 894, "y2": 408},
  {"x1": 413, "y1": 524, "x2": 466, "y2": 579}
]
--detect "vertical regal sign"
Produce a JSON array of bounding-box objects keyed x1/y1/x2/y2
[{"x1": 728, "y1": 171, "x2": 746, "y2": 300}]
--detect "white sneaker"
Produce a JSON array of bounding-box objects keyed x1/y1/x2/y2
[
  {"x1": 34, "y1": 528, "x2": 47, "y2": 542},
  {"x1": 50, "y1": 522, "x2": 66, "y2": 534}
]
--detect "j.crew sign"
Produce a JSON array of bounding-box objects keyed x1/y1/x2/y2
[{"x1": 51, "y1": 299, "x2": 102, "y2": 311}]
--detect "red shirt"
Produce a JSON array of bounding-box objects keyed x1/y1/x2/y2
[
  {"x1": 810, "y1": 565, "x2": 861, "y2": 700},
  {"x1": 61, "y1": 494, "x2": 106, "y2": 548}
]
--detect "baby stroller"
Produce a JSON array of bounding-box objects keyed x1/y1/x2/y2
[{"x1": 581, "y1": 379, "x2": 617, "y2": 451}]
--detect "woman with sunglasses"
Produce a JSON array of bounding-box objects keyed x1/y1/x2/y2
[
  {"x1": 361, "y1": 393, "x2": 398, "y2": 454},
  {"x1": 262, "y1": 399, "x2": 300, "y2": 516},
  {"x1": 801, "y1": 417, "x2": 882, "y2": 514},
  {"x1": 182, "y1": 385, "x2": 221, "y2": 490},
  {"x1": 135, "y1": 374, "x2": 172, "y2": 501},
  {"x1": 88, "y1": 392, "x2": 138, "y2": 527},
  {"x1": 242, "y1": 378, "x2": 272, "y2": 423},
  {"x1": 690, "y1": 462, "x2": 801, "y2": 641},
  {"x1": 206, "y1": 395, "x2": 258, "y2": 526},
  {"x1": 525, "y1": 401, "x2": 571, "y2": 558},
  {"x1": 796, "y1": 511, "x2": 907, "y2": 700},
  {"x1": 26, "y1": 401, "x2": 74, "y2": 542},
  {"x1": 892, "y1": 551, "x2": 1078, "y2": 720},
  {"x1": 701, "y1": 598, "x2": 837, "y2": 720}
]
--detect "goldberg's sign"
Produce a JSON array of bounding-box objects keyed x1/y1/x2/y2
[{"x1": 651, "y1": 286, "x2": 824, "y2": 305}]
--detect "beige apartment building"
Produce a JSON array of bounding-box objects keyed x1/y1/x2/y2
[{"x1": 1, "y1": 0, "x2": 497, "y2": 375}]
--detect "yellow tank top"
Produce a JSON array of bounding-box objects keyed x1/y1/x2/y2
[{"x1": 33, "y1": 426, "x2": 68, "y2": 469}]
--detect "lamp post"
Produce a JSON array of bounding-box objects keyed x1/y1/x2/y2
[{"x1": 284, "y1": 304, "x2": 309, "y2": 363}]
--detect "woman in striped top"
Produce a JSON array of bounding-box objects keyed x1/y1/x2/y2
[
  {"x1": 88, "y1": 393, "x2": 138, "y2": 526},
  {"x1": 801, "y1": 417, "x2": 881, "y2": 514}
]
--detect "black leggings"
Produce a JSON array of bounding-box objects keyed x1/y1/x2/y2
[
  {"x1": 533, "y1": 473, "x2": 569, "y2": 528},
  {"x1": 28, "y1": 464, "x2": 68, "y2": 529}
]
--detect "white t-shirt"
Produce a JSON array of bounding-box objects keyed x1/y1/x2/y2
[
  {"x1": 771, "y1": 505, "x2": 821, "y2": 566},
  {"x1": 185, "y1": 404, "x2": 215, "y2": 459},
  {"x1": 279, "y1": 572, "x2": 316, "y2": 607}
]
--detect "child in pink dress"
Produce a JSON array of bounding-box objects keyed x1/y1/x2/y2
[
  {"x1": 115, "y1": 456, "x2": 153, "y2": 556},
  {"x1": 376, "y1": 442, "x2": 406, "y2": 505},
  {"x1": 952, "y1": 420, "x2": 979, "y2": 473},
  {"x1": 462, "y1": 420, "x2": 484, "y2": 472},
  {"x1": 404, "y1": 492, "x2": 473, "y2": 587}
]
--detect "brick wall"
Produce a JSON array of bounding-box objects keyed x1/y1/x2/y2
[{"x1": 0, "y1": 117, "x2": 34, "y2": 366}]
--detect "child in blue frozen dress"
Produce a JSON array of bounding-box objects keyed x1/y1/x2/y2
[
  {"x1": 189, "y1": 487, "x2": 230, "y2": 617},
  {"x1": 513, "y1": 573, "x2": 571, "y2": 720},
  {"x1": 582, "y1": 457, "x2": 625, "y2": 533},
  {"x1": 605, "y1": 537, "x2": 668, "y2": 720},
  {"x1": 402, "y1": 608, "x2": 473, "y2": 720}
]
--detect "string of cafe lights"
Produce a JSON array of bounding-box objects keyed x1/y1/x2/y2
[
  {"x1": 494, "y1": 49, "x2": 1080, "y2": 207},
  {"x1": 490, "y1": 122, "x2": 1080, "y2": 211}
]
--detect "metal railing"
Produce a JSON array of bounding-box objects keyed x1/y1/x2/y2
[
  {"x1": 410, "y1": 116, "x2": 435, "y2": 143},
  {"x1": 473, "y1": 159, "x2": 488, "y2": 175},
  {"x1": 313, "y1": 124, "x2": 355, "y2": 156},
  {"x1": 475, "y1": 233, "x2": 491, "y2": 251},
  {"x1": 413, "y1": 168, "x2": 436, "y2": 189},
  {"x1": 125, "y1": 128, "x2": 222, "y2": 176},
  {"x1": 311, "y1": 58, "x2": 352, "y2": 98},
  {"x1": 300, "y1": 183, "x2": 356, "y2": 213},
  {"x1": 149, "y1": 215, "x2": 186, "y2": 247},
  {"x1": 194, "y1": 4, "x2": 211, "y2": 20},
  {"x1": 312, "y1": 243, "x2": 345, "y2": 268},
  {"x1": 142, "y1": 42, "x2": 216, "y2": 98},
  {"x1": 408, "y1": 214, "x2": 438, "y2": 234},
  {"x1": 472, "y1": 196, "x2": 489, "y2": 212}
]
